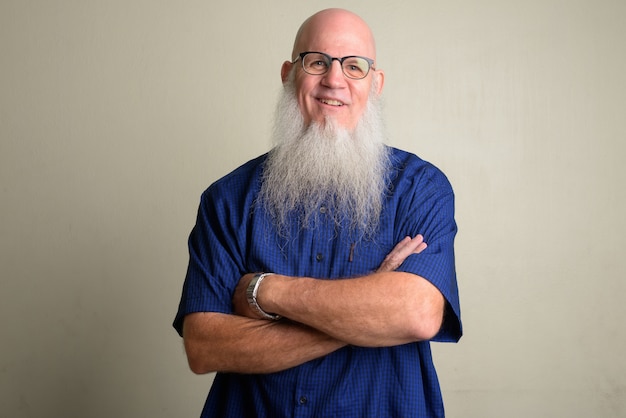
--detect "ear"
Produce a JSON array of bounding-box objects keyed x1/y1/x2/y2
[
  {"x1": 373, "y1": 69, "x2": 385, "y2": 96},
  {"x1": 281, "y1": 61, "x2": 293, "y2": 84}
]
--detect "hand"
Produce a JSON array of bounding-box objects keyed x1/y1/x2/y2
[
  {"x1": 233, "y1": 234, "x2": 426, "y2": 318},
  {"x1": 376, "y1": 235, "x2": 427, "y2": 273},
  {"x1": 232, "y1": 273, "x2": 265, "y2": 319}
]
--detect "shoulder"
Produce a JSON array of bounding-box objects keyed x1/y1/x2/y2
[
  {"x1": 387, "y1": 146, "x2": 454, "y2": 196},
  {"x1": 201, "y1": 154, "x2": 268, "y2": 203}
]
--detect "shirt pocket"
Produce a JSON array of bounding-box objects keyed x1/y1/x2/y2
[{"x1": 347, "y1": 238, "x2": 393, "y2": 277}]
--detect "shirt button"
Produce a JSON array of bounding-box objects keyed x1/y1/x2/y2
[
  {"x1": 316, "y1": 253, "x2": 323, "y2": 262},
  {"x1": 319, "y1": 206, "x2": 327, "y2": 214},
  {"x1": 299, "y1": 396, "x2": 308, "y2": 405}
]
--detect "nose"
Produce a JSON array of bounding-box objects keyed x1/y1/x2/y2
[{"x1": 321, "y1": 59, "x2": 346, "y2": 88}]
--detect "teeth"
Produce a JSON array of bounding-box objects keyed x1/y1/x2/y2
[{"x1": 320, "y1": 99, "x2": 343, "y2": 106}]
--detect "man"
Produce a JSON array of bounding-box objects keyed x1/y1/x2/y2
[{"x1": 174, "y1": 8, "x2": 461, "y2": 417}]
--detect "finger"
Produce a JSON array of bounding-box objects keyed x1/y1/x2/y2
[
  {"x1": 377, "y1": 235, "x2": 428, "y2": 272},
  {"x1": 394, "y1": 235, "x2": 423, "y2": 257},
  {"x1": 414, "y1": 241, "x2": 427, "y2": 254},
  {"x1": 393, "y1": 235, "x2": 412, "y2": 251},
  {"x1": 385, "y1": 236, "x2": 420, "y2": 261},
  {"x1": 410, "y1": 235, "x2": 427, "y2": 254}
]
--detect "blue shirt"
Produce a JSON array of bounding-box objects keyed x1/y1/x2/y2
[{"x1": 174, "y1": 146, "x2": 462, "y2": 417}]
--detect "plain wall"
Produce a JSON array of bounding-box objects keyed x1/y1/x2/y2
[{"x1": 1, "y1": 1, "x2": 625, "y2": 417}]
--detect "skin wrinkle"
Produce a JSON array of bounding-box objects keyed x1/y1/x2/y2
[
  {"x1": 258, "y1": 72, "x2": 389, "y2": 239},
  {"x1": 282, "y1": 8, "x2": 384, "y2": 130},
  {"x1": 183, "y1": 8, "x2": 446, "y2": 378}
]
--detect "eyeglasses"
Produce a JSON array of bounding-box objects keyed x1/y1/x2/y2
[{"x1": 292, "y1": 51, "x2": 375, "y2": 80}]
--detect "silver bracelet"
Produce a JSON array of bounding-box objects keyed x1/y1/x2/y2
[{"x1": 246, "y1": 273, "x2": 282, "y2": 320}]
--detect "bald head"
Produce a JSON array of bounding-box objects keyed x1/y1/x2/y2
[
  {"x1": 291, "y1": 9, "x2": 377, "y2": 63},
  {"x1": 281, "y1": 8, "x2": 384, "y2": 130}
]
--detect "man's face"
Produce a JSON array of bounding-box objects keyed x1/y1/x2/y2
[{"x1": 281, "y1": 10, "x2": 384, "y2": 131}]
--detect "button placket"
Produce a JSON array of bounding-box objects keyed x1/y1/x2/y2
[{"x1": 313, "y1": 205, "x2": 328, "y2": 265}]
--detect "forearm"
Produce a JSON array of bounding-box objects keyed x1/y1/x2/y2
[
  {"x1": 259, "y1": 271, "x2": 444, "y2": 347},
  {"x1": 182, "y1": 311, "x2": 346, "y2": 374}
]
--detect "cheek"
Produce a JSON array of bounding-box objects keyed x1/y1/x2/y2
[
  {"x1": 296, "y1": 93, "x2": 315, "y2": 123},
  {"x1": 294, "y1": 79, "x2": 317, "y2": 120},
  {"x1": 350, "y1": 88, "x2": 371, "y2": 116},
  {"x1": 354, "y1": 82, "x2": 373, "y2": 104},
  {"x1": 352, "y1": 83, "x2": 373, "y2": 107}
]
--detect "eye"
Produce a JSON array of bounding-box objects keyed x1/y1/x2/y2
[
  {"x1": 302, "y1": 53, "x2": 331, "y2": 74},
  {"x1": 310, "y1": 60, "x2": 328, "y2": 69},
  {"x1": 343, "y1": 58, "x2": 368, "y2": 77}
]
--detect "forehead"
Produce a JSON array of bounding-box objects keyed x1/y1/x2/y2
[{"x1": 294, "y1": 11, "x2": 376, "y2": 58}]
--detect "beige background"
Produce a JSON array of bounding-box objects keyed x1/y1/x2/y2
[{"x1": 1, "y1": 1, "x2": 625, "y2": 417}]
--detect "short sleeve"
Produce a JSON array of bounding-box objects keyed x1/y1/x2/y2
[
  {"x1": 393, "y1": 159, "x2": 462, "y2": 342},
  {"x1": 172, "y1": 157, "x2": 264, "y2": 336}
]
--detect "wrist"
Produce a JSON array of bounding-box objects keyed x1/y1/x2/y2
[{"x1": 246, "y1": 273, "x2": 282, "y2": 320}]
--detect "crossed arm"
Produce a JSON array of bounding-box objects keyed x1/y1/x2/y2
[{"x1": 182, "y1": 235, "x2": 444, "y2": 374}]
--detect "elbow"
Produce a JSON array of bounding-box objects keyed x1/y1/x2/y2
[
  {"x1": 407, "y1": 293, "x2": 445, "y2": 341},
  {"x1": 189, "y1": 364, "x2": 214, "y2": 375},
  {"x1": 186, "y1": 354, "x2": 216, "y2": 375},
  {"x1": 184, "y1": 338, "x2": 216, "y2": 375},
  {"x1": 187, "y1": 358, "x2": 212, "y2": 375},
  {"x1": 181, "y1": 312, "x2": 221, "y2": 374},
  {"x1": 411, "y1": 312, "x2": 443, "y2": 341}
]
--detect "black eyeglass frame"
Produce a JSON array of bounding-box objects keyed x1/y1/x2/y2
[{"x1": 292, "y1": 51, "x2": 376, "y2": 80}]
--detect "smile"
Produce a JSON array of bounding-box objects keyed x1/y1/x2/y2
[{"x1": 319, "y1": 98, "x2": 344, "y2": 106}]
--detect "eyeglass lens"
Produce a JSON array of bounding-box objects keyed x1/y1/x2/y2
[{"x1": 301, "y1": 53, "x2": 371, "y2": 79}]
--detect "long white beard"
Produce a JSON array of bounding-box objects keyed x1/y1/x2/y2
[{"x1": 258, "y1": 77, "x2": 391, "y2": 240}]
